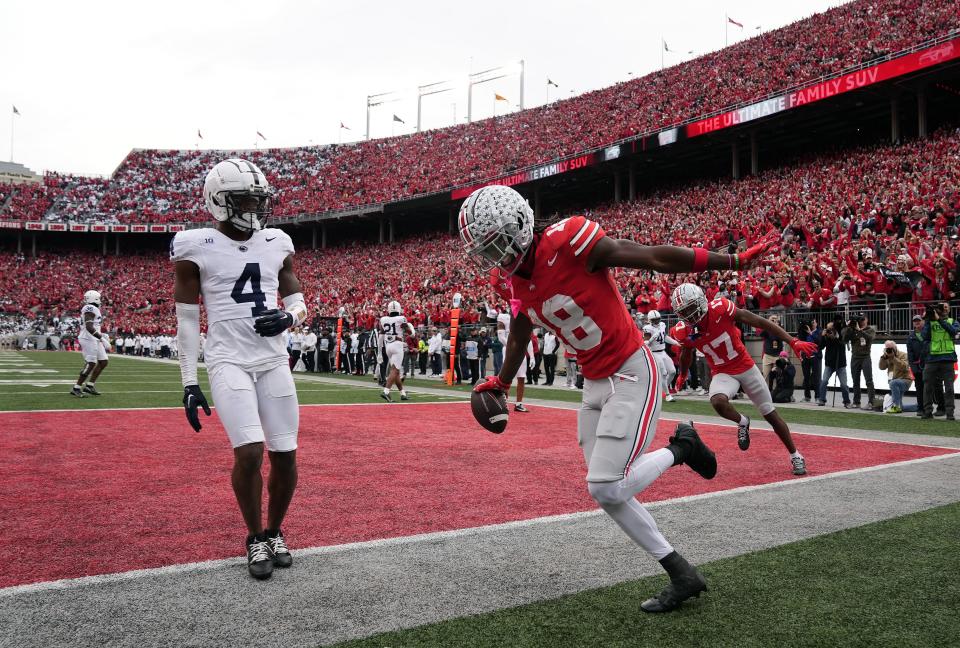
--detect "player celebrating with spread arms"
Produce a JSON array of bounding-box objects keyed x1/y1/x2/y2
[
  {"x1": 171, "y1": 159, "x2": 308, "y2": 580},
  {"x1": 459, "y1": 185, "x2": 775, "y2": 613},
  {"x1": 670, "y1": 283, "x2": 818, "y2": 475}
]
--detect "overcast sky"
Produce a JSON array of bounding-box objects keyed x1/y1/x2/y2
[{"x1": 2, "y1": 0, "x2": 844, "y2": 177}]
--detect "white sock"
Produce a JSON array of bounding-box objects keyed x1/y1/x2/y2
[
  {"x1": 383, "y1": 387, "x2": 390, "y2": 396},
  {"x1": 790, "y1": 450, "x2": 803, "y2": 459},
  {"x1": 88, "y1": 382, "x2": 95, "y2": 387},
  {"x1": 74, "y1": 384, "x2": 82, "y2": 390},
  {"x1": 739, "y1": 414, "x2": 749, "y2": 426},
  {"x1": 400, "y1": 389, "x2": 407, "y2": 397}
]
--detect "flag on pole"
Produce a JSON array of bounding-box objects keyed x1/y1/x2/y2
[
  {"x1": 663, "y1": 40, "x2": 671, "y2": 52},
  {"x1": 256, "y1": 130, "x2": 266, "y2": 140},
  {"x1": 392, "y1": 114, "x2": 405, "y2": 124},
  {"x1": 728, "y1": 17, "x2": 744, "y2": 28},
  {"x1": 197, "y1": 129, "x2": 203, "y2": 140},
  {"x1": 547, "y1": 78, "x2": 559, "y2": 88},
  {"x1": 12, "y1": 105, "x2": 20, "y2": 116},
  {"x1": 340, "y1": 121, "x2": 350, "y2": 130},
  {"x1": 494, "y1": 93, "x2": 508, "y2": 102}
]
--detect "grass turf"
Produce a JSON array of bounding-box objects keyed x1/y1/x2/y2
[
  {"x1": 326, "y1": 372, "x2": 960, "y2": 438},
  {"x1": 0, "y1": 351, "x2": 459, "y2": 411},
  {"x1": 332, "y1": 501, "x2": 960, "y2": 648}
]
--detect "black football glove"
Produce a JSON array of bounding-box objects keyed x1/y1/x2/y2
[
  {"x1": 183, "y1": 385, "x2": 211, "y2": 433},
  {"x1": 254, "y1": 308, "x2": 294, "y2": 337}
]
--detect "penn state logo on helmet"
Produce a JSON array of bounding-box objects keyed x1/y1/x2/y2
[
  {"x1": 671, "y1": 283, "x2": 708, "y2": 324},
  {"x1": 458, "y1": 185, "x2": 534, "y2": 276},
  {"x1": 388, "y1": 300, "x2": 402, "y2": 316},
  {"x1": 203, "y1": 158, "x2": 274, "y2": 232}
]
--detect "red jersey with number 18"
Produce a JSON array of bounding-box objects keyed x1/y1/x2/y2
[
  {"x1": 670, "y1": 297, "x2": 755, "y2": 375},
  {"x1": 492, "y1": 215, "x2": 642, "y2": 380}
]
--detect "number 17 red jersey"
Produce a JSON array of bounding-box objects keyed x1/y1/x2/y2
[
  {"x1": 670, "y1": 297, "x2": 755, "y2": 375},
  {"x1": 492, "y1": 215, "x2": 642, "y2": 380}
]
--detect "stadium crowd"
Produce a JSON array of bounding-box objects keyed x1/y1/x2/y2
[
  {"x1": 0, "y1": 0, "x2": 956, "y2": 225},
  {"x1": 1, "y1": 126, "x2": 958, "y2": 336}
]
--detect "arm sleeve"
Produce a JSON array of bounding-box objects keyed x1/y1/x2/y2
[
  {"x1": 176, "y1": 302, "x2": 201, "y2": 387},
  {"x1": 282, "y1": 292, "x2": 308, "y2": 326}
]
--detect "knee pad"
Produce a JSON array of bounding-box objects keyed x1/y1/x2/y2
[
  {"x1": 757, "y1": 401, "x2": 776, "y2": 416},
  {"x1": 588, "y1": 479, "x2": 629, "y2": 507}
]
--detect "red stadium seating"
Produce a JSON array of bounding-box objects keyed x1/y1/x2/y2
[
  {"x1": 2, "y1": 128, "x2": 957, "y2": 333},
  {"x1": 0, "y1": 0, "x2": 956, "y2": 225}
]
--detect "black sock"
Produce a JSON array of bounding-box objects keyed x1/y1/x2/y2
[
  {"x1": 659, "y1": 551, "x2": 690, "y2": 580},
  {"x1": 265, "y1": 528, "x2": 281, "y2": 538},
  {"x1": 667, "y1": 443, "x2": 685, "y2": 466}
]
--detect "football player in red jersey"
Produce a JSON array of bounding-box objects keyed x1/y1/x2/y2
[
  {"x1": 459, "y1": 185, "x2": 775, "y2": 613},
  {"x1": 669, "y1": 283, "x2": 819, "y2": 476}
]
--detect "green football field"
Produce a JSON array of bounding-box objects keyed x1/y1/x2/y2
[
  {"x1": 332, "y1": 501, "x2": 960, "y2": 648},
  {"x1": 0, "y1": 350, "x2": 463, "y2": 411},
  {"x1": 4, "y1": 349, "x2": 960, "y2": 648}
]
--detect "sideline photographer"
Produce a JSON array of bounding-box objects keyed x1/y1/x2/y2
[
  {"x1": 878, "y1": 340, "x2": 912, "y2": 413},
  {"x1": 843, "y1": 313, "x2": 876, "y2": 410},
  {"x1": 920, "y1": 303, "x2": 959, "y2": 420},
  {"x1": 817, "y1": 318, "x2": 852, "y2": 408}
]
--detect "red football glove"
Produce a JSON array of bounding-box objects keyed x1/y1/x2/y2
[
  {"x1": 674, "y1": 372, "x2": 688, "y2": 393},
  {"x1": 474, "y1": 375, "x2": 511, "y2": 395},
  {"x1": 738, "y1": 233, "x2": 779, "y2": 269},
  {"x1": 789, "y1": 338, "x2": 818, "y2": 359}
]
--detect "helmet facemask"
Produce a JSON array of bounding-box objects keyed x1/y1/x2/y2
[
  {"x1": 672, "y1": 284, "x2": 708, "y2": 325},
  {"x1": 466, "y1": 222, "x2": 530, "y2": 277},
  {"x1": 220, "y1": 189, "x2": 273, "y2": 232}
]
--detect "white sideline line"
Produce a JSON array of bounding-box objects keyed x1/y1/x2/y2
[
  {"x1": 3, "y1": 451, "x2": 957, "y2": 599},
  {"x1": 0, "y1": 400, "x2": 468, "y2": 415}
]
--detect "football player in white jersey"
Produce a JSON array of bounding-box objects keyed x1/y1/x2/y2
[
  {"x1": 171, "y1": 158, "x2": 308, "y2": 580},
  {"x1": 379, "y1": 301, "x2": 412, "y2": 402},
  {"x1": 71, "y1": 289, "x2": 110, "y2": 397},
  {"x1": 643, "y1": 310, "x2": 679, "y2": 402}
]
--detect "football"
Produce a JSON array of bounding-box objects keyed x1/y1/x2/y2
[{"x1": 470, "y1": 389, "x2": 509, "y2": 433}]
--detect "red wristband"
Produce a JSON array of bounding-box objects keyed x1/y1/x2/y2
[{"x1": 692, "y1": 247, "x2": 709, "y2": 273}]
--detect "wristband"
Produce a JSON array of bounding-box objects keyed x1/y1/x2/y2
[
  {"x1": 692, "y1": 247, "x2": 709, "y2": 273},
  {"x1": 281, "y1": 292, "x2": 308, "y2": 326}
]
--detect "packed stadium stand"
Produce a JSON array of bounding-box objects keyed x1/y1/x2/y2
[
  {"x1": 0, "y1": 0, "x2": 957, "y2": 225},
  {"x1": 2, "y1": 125, "x2": 958, "y2": 335},
  {"x1": 1, "y1": 0, "x2": 959, "y2": 347}
]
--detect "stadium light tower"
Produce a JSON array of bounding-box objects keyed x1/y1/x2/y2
[
  {"x1": 366, "y1": 90, "x2": 405, "y2": 140},
  {"x1": 467, "y1": 60, "x2": 524, "y2": 123},
  {"x1": 417, "y1": 80, "x2": 458, "y2": 132}
]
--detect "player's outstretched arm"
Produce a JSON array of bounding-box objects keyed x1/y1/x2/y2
[
  {"x1": 254, "y1": 255, "x2": 308, "y2": 337},
  {"x1": 174, "y1": 260, "x2": 211, "y2": 432},
  {"x1": 735, "y1": 308, "x2": 818, "y2": 359},
  {"x1": 476, "y1": 312, "x2": 533, "y2": 394},
  {"x1": 586, "y1": 234, "x2": 776, "y2": 274}
]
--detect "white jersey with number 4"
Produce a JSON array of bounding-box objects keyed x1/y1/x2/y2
[
  {"x1": 170, "y1": 227, "x2": 294, "y2": 371},
  {"x1": 379, "y1": 315, "x2": 409, "y2": 343},
  {"x1": 642, "y1": 323, "x2": 667, "y2": 352},
  {"x1": 78, "y1": 304, "x2": 103, "y2": 340}
]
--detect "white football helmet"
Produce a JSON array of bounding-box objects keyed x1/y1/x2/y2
[
  {"x1": 647, "y1": 310, "x2": 661, "y2": 324},
  {"x1": 458, "y1": 185, "x2": 534, "y2": 275},
  {"x1": 671, "y1": 283, "x2": 708, "y2": 324},
  {"x1": 387, "y1": 300, "x2": 402, "y2": 316},
  {"x1": 83, "y1": 290, "x2": 101, "y2": 307},
  {"x1": 203, "y1": 158, "x2": 274, "y2": 232}
]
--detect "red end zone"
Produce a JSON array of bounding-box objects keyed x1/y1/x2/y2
[{"x1": 4, "y1": 403, "x2": 954, "y2": 588}]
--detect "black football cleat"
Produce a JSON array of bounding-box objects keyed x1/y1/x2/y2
[
  {"x1": 737, "y1": 416, "x2": 750, "y2": 451},
  {"x1": 400, "y1": 393, "x2": 410, "y2": 401},
  {"x1": 641, "y1": 567, "x2": 708, "y2": 613},
  {"x1": 83, "y1": 384, "x2": 102, "y2": 396},
  {"x1": 380, "y1": 392, "x2": 393, "y2": 403},
  {"x1": 265, "y1": 529, "x2": 293, "y2": 568},
  {"x1": 246, "y1": 535, "x2": 274, "y2": 580},
  {"x1": 668, "y1": 422, "x2": 717, "y2": 480},
  {"x1": 70, "y1": 386, "x2": 85, "y2": 398}
]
